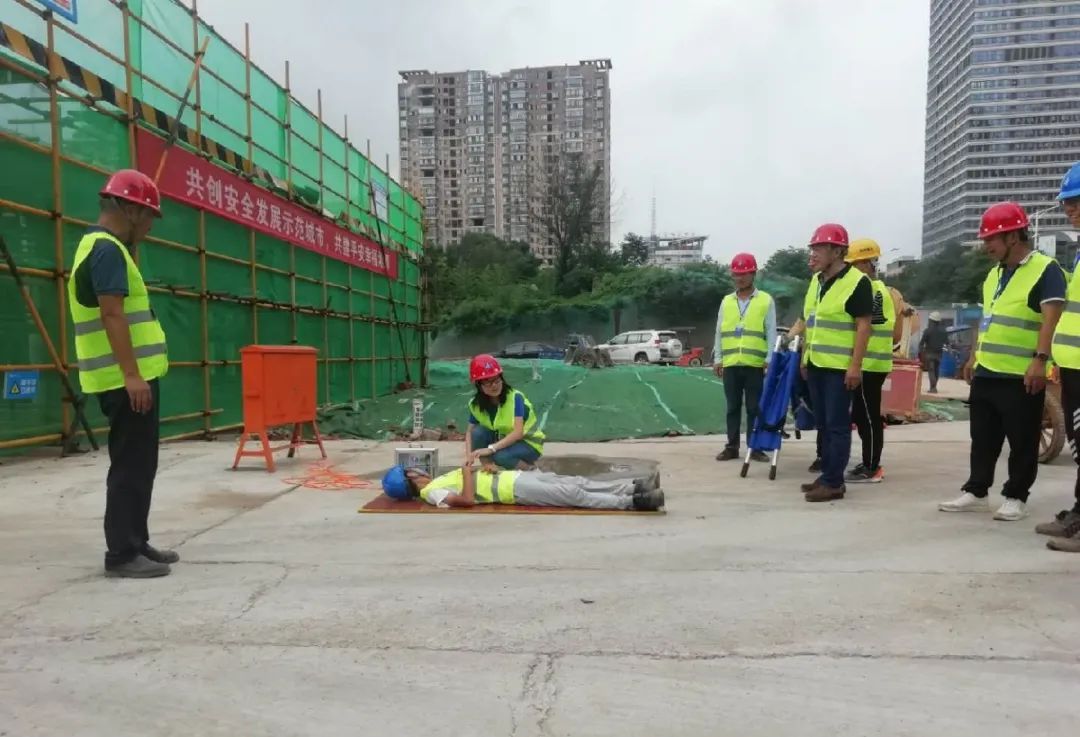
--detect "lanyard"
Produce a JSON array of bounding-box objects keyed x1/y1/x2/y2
[
  {"x1": 736, "y1": 291, "x2": 755, "y2": 322},
  {"x1": 990, "y1": 266, "x2": 1014, "y2": 309}
]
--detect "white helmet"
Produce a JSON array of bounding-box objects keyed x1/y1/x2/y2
[{"x1": 928, "y1": 311, "x2": 942, "y2": 322}]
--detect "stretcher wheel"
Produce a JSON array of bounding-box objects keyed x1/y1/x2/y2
[
  {"x1": 739, "y1": 462, "x2": 749, "y2": 478},
  {"x1": 795, "y1": 430, "x2": 802, "y2": 440},
  {"x1": 768, "y1": 466, "x2": 777, "y2": 481}
]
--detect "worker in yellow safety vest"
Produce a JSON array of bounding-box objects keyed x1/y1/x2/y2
[
  {"x1": 69, "y1": 169, "x2": 176, "y2": 578},
  {"x1": 939, "y1": 202, "x2": 1065, "y2": 523},
  {"x1": 799, "y1": 223, "x2": 873, "y2": 503},
  {"x1": 713, "y1": 251, "x2": 776, "y2": 463},
  {"x1": 843, "y1": 238, "x2": 903, "y2": 485},
  {"x1": 379, "y1": 463, "x2": 665, "y2": 511},
  {"x1": 1042, "y1": 162, "x2": 1080, "y2": 551},
  {"x1": 465, "y1": 354, "x2": 545, "y2": 470}
]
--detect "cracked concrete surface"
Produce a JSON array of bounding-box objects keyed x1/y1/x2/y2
[{"x1": 1, "y1": 426, "x2": 1079, "y2": 736}]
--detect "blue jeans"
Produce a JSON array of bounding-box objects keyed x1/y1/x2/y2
[
  {"x1": 470, "y1": 425, "x2": 542, "y2": 469},
  {"x1": 806, "y1": 366, "x2": 852, "y2": 488}
]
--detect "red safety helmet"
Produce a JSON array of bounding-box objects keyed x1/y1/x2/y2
[
  {"x1": 100, "y1": 169, "x2": 162, "y2": 217},
  {"x1": 978, "y1": 202, "x2": 1029, "y2": 240},
  {"x1": 808, "y1": 223, "x2": 849, "y2": 248},
  {"x1": 730, "y1": 252, "x2": 758, "y2": 274},
  {"x1": 469, "y1": 354, "x2": 503, "y2": 383}
]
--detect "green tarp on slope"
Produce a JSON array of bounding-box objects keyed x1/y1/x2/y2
[{"x1": 317, "y1": 360, "x2": 969, "y2": 442}]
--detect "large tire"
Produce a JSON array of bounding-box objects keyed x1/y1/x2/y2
[
  {"x1": 1039, "y1": 389, "x2": 1066, "y2": 464},
  {"x1": 689, "y1": 357, "x2": 703, "y2": 367},
  {"x1": 634, "y1": 353, "x2": 649, "y2": 364}
]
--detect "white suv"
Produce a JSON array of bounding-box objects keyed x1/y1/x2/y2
[{"x1": 598, "y1": 330, "x2": 683, "y2": 365}]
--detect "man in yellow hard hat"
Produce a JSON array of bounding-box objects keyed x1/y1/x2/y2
[
  {"x1": 69, "y1": 169, "x2": 175, "y2": 578},
  {"x1": 843, "y1": 239, "x2": 903, "y2": 484}
]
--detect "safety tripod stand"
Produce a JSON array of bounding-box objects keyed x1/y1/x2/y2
[{"x1": 0, "y1": 235, "x2": 98, "y2": 455}]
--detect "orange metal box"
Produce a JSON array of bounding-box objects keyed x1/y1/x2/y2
[
  {"x1": 882, "y1": 359, "x2": 923, "y2": 418},
  {"x1": 232, "y1": 345, "x2": 326, "y2": 471}
]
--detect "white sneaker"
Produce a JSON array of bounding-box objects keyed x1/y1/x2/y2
[
  {"x1": 938, "y1": 492, "x2": 990, "y2": 513},
  {"x1": 993, "y1": 498, "x2": 1028, "y2": 521}
]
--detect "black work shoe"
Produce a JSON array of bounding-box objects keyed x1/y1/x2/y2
[
  {"x1": 750, "y1": 451, "x2": 770, "y2": 463},
  {"x1": 633, "y1": 488, "x2": 665, "y2": 511},
  {"x1": 104, "y1": 554, "x2": 171, "y2": 579},
  {"x1": 808, "y1": 458, "x2": 822, "y2": 472},
  {"x1": 715, "y1": 447, "x2": 739, "y2": 461},
  {"x1": 142, "y1": 544, "x2": 180, "y2": 565},
  {"x1": 805, "y1": 484, "x2": 846, "y2": 503}
]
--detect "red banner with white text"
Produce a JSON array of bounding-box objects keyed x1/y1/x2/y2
[{"x1": 136, "y1": 130, "x2": 398, "y2": 278}]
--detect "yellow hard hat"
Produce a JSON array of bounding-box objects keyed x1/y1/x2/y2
[{"x1": 846, "y1": 238, "x2": 882, "y2": 263}]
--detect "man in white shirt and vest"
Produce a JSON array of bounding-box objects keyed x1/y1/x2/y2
[
  {"x1": 1043, "y1": 163, "x2": 1080, "y2": 551},
  {"x1": 69, "y1": 169, "x2": 176, "y2": 578},
  {"x1": 713, "y1": 252, "x2": 776, "y2": 463},
  {"x1": 939, "y1": 202, "x2": 1065, "y2": 522}
]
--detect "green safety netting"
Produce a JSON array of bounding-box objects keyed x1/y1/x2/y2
[
  {"x1": 0, "y1": 0, "x2": 424, "y2": 449},
  {"x1": 317, "y1": 361, "x2": 969, "y2": 443}
]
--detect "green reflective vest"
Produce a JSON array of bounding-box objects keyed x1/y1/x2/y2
[
  {"x1": 863, "y1": 280, "x2": 896, "y2": 374},
  {"x1": 718, "y1": 290, "x2": 771, "y2": 368},
  {"x1": 1053, "y1": 259, "x2": 1080, "y2": 370},
  {"x1": 468, "y1": 388, "x2": 545, "y2": 454},
  {"x1": 68, "y1": 230, "x2": 168, "y2": 394},
  {"x1": 976, "y1": 252, "x2": 1053, "y2": 376},
  {"x1": 420, "y1": 467, "x2": 518, "y2": 504},
  {"x1": 802, "y1": 267, "x2": 867, "y2": 371}
]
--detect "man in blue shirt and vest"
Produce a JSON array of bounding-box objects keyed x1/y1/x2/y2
[{"x1": 69, "y1": 169, "x2": 176, "y2": 578}]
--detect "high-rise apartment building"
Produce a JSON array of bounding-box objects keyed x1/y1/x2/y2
[
  {"x1": 398, "y1": 60, "x2": 612, "y2": 264},
  {"x1": 922, "y1": 1, "x2": 1080, "y2": 256}
]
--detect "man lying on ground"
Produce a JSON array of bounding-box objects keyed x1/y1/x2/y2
[{"x1": 381, "y1": 462, "x2": 665, "y2": 511}]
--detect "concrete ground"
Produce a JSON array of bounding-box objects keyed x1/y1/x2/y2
[{"x1": 1, "y1": 423, "x2": 1079, "y2": 737}]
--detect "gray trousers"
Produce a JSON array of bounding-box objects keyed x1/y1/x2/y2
[{"x1": 512, "y1": 472, "x2": 635, "y2": 509}]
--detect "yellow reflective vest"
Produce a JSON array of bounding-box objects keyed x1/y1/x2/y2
[
  {"x1": 420, "y1": 468, "x2": 518, "y2": 504},
  {"x1": 68, "y1": 230, "x2": 168, "y2": 394},
  {"x1": 802, "y1": 266, "x2": 868, "y2": 371},
  {"x1": 976, "y1": 252, "x2": 1054, "y2": 376},
  {"x1": 863, "y1": 280, "x2": 895, "y2": 374},
  {"x1": 468, "y1": 388, "x2": 545, "y2": 454},
  {"x1": 718, "y1": 290, "x2": 772, "y2": 368},
  {"x1": 1053, "y1": 257, "x2": 1080, "y2": 370}
]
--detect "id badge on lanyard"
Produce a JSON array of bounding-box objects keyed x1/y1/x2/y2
[{"x1": 736, "y1": 293, "x2": 753, "y2": 337}]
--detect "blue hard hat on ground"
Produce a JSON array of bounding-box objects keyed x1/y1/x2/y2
[
  {"x1": 381, "y1": 465, "x2": 410, "y2": 500},
  {"x1": 1058, "y1": 162, "x2": 1080, "y2": 200}
]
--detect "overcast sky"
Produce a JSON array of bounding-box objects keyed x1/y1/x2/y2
[{"x1": 195, "y1": 0, "x2": 930, "y2": 265}]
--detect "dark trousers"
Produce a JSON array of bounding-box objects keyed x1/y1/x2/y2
[
  {"x1": 963, "y1": 377, "x2": 1043, "y2": 503},
  {"x1": 1061, "y1": 367, "x2": 1080, "y2": 512},
  {"x1": 924, "y1": 354, "x2": 941, "y2": 391},
  {"x1": 807, "y1": 366, "x2": 852, "y2": 488},
  {"x1": 98, "y1": 379, "x2": 160, "y2": 564},
  {"x1": 723, "y1": 365, "x2": 764, "y2": 450},
  {"x1": 851, "y1": 371, "x2": 887, "y2": 471}
]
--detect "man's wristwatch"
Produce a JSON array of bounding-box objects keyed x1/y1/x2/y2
[
  {"x1": 1034, "y1": 351, "x2": 1050, "y2": 361},
  {"x1": 488, "y1": 444, "x2": 496, "y2": 452}
]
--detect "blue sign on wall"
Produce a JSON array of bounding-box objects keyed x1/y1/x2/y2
[
  {"x1": 35, "y1": 0, "x2": 78, "y2": 24},
  {"x1": 4, "y1": 371, "x2": 40, "y2": 400}
]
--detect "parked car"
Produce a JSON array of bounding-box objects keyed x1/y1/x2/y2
[
  {"x1": 596, "y1": 330, "x2": 683, "y2": 365},
  {"x1": 496, "y1": 341, "x2": 565, "y2": 360}
]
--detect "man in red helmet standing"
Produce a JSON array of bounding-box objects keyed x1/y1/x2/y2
[
  {"x1": 713, "y1": 252, "x2": 775, "y2": 462},
  {"x1": 68, "y1": 169, "x2": 175, "y2": 578},
  {"x1": 800, "y1": 224, "x2": 873, "y2": 502},
  {"x1": 939, "y1": 202, "x2": 1065, "y2": 522}
]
